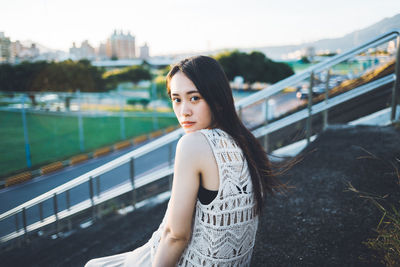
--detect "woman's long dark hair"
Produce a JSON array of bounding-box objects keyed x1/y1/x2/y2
[{"x1": 166, "y1": 55, "x2": 285, "y2": 215}]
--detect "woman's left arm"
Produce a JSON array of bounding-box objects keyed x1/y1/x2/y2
[{"x1": 152, "y1": 132, "x2": 208, "y2": 267}]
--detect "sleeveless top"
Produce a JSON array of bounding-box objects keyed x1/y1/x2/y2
[{"x1": 149, "y1": 128, "x2": 259, "y2": 266}]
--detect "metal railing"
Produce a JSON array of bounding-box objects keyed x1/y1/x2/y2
[
  {"x1": 236, "y1": 29, "x2": 400, "y2": 143},
  {"x1": 1, "y1": 29, "x2": 399, "y2": 243},
  {"x1": 0, "y1": 128, "x2": 183, "y2": 242}
]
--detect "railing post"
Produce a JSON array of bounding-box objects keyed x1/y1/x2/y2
[
  {"x1": 129, "y1": 158, "x2": 136, "y2": 207},
  {"x1": 15, "y1": 213, "x2": 19, "y2": 232},
  {"x1": 265, "y1": 97, "x2": 270, "y2": 124},
  {"x1": 391, "y1": 36, "x2": 400, "y2": 122},
  {"x1": 306, "y1": 71, "x2": 314, "y2": 144},
  {"x1": 263, "y1": 97, "x2": 269, "y2": 152},
  {"x1": 53, "y1": 193, "x2": 59, "y2": 234},
  {"x1": 66, "y1": 190, "x2": 71, "y2": 211},
  {"x1": 89, "y1": 177, "x2": 96, "y2": 220},
  {"x1": 22, "y1": 208, "x2": 27, "y2": 239},
  {"x1": 64, "y1": 189, "x2": 73, "y2": 231},
  {"x1": 95, "y1": 176, "x2": 101, "y2": 196},
  {"x1": 94, "y1": 176, "x2": 102, "y2": 219},
  {"x1": 323, "y1": 69, "x2": 331, "y2": 130},
  {"x1": 39, "y1": 202, "x2": 44, "y2": 222}
]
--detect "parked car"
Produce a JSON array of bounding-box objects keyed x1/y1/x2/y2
[{"x1": 296, "y1": 84, "x2": 326, "y2": 100}]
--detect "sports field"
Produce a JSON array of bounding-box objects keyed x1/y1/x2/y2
[{"x1": 0, "y1": 111, "x2": 178, "y2": 177}]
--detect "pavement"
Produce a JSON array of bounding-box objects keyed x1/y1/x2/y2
[{"x1": 1, "y1": 124, "x2": 399, "y2": 266}]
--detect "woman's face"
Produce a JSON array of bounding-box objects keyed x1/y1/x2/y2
[{"x1": 169, "y1": 71, "x2": 213, "y2": 133}]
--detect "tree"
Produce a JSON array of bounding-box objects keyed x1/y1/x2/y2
[
  {"x1": 154, "y1": 75, "x2": 170, "y2": 100},
  {"x1": 300, "y1": 56, "x2": 310, "y2": 64},
  {"x1": 214, "y1": 50, "x2": 294, "y2": 84},
  {"x1": 30, "y1": 60, "x2": 106, "y2": 92},
  {"x1": 120, "y1": 66, "x2": 152, "y2": 83},
  {"x1": 0, "y1": 60, "x2": 106, "y2": 92},
  {"x1": 104, "y1": 65, "x2": 152, "y2": 90}
]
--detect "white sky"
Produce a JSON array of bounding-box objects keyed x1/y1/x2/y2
[{"x1": 1, "y1": 0, "x2": 399, "y2": 55}]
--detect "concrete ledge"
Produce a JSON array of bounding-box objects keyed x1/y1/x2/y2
[
  {"x1": 149, "y1": 129, "x2": 163, "y2": 139},
  {"x1": 133, "y1": 135, "x2": 148, "y2": 144},
  {"x1": 69, "y1": 154, "x2": 89, "y2": 166},
  {"x1": 93, "y1": 147, "x2": 112, "y2": 158},
  {"x1": 113, "y1": 140, "x2": 132, "y2": 151},
  {"x1": 1, "y1": 126, "x2": 177, "y2": 188},
  {"x1": 165, "y1": 126, "x2": 177, "y2": 133},
  {"x1": 40, "y1": 161, "x2": 64, "y2": 175},
  {"x1": 5, "y1": 171, "x2": 32, "y2": 187}
]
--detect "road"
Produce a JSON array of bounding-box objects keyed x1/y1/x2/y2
[
  {"x1": 240, "y1": 91, "x2": 303, "y2": 128},
  {"x1": 0, "y1": 137, "x2": 178, "y2": 237}
]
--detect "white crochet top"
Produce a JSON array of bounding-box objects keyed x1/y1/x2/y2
[{"x1": 150, "y1": 128, "x2": 259, "y2": 266}]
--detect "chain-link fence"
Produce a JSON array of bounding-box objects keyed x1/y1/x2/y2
[{"x1": 0, "y1": 91, "x2": 177, "y2": 177}]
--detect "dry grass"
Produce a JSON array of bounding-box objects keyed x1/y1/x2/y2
[{"x1": 347, "y1": 152, "x2": 400, "y2": 266}]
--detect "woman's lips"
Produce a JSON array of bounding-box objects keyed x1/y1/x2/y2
[{"x1": 181, "y1": 121, "x2": 195, "y2": 128}]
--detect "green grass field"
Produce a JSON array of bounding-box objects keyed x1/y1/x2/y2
[{"x1": 0, "y1": 111, "x2": 178, "y2": 177}]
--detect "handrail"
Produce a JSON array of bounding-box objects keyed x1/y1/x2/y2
[
  {"x1": 252, "y1": 74, "x2": 396, "y2": 137},
  {"x1": 235, "y1": 29, "x2": 400, "y2": 109},
  {"x1": 0, "y1": 128, "x2": 183, "y2": 221},
  {"x1": 1, "y1": 29, "x2": 399, "y2": 242}
]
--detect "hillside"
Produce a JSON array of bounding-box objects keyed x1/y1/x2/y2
[{"x1": 251, "y1": 13, "x2": 400, "y2": 59}]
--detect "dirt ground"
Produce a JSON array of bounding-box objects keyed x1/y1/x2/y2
[
  {"x1": 1, "y1": 124, "x2": 399, "y2": 267},
  {"x1": 251, "y1": 124, "x2": 400, "y2": 266}
]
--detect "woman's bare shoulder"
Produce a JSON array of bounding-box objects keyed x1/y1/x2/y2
[{"x1": 176, "y1": 131, "x2": 213, "y2": 161}]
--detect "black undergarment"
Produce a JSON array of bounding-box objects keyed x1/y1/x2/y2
[{"x1": 198, "y1": 185, "x2": 218, "y2": 205}]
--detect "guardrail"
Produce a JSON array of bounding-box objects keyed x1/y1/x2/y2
[{"x1": 1, "y1": 29, "x2": 399, "y2": 244}]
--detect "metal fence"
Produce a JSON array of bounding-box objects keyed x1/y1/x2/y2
[{"x1": 0, "y1": 90, "x2": 177, "y2": 176}]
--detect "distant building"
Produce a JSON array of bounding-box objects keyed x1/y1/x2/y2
[
  {"x1": 24, "y1": 43, "x2": 39, "y2": 59},
  {"x1": 97, "y1": 42, "x2": 107, "y2": 60},
  {"x1": 106, "y1": 30, "x2": 136, "y2": 59},
  {"x1": 69, "y1": 40, "x2": 96, "y2": 60},
  {"x1": 303, "y1": 46, "x2": 315, "y2": 62},
  {"x1": 81, "y1": 40, "x2": 96, "y2": 60},
  {"x1": 0, "y1": 32, "x2": 11, "y2": 63},
  {"x1": 10, "y1": 40, "x2": 23, "y2": 61},
  {"x1": 139, "y1": 43, "x2": 150, "y2": 59},
  {"x1": 69, "y1": 42, "x2": 79, "y2": 59},
  {"x1": 9, "y1": 41, "x2": 40, "y2": 63}
]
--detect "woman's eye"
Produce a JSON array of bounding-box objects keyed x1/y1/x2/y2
[
  {"x1": 172, "y1": 98, "x2": 180, "y2": 103},
  {"x1": 190, "y1": 96, "x2": 200, "y2": 101}
]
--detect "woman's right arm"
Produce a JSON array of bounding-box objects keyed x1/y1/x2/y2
[{"x1": 152, "y1": 132, "x2": 210, "y2": 267}]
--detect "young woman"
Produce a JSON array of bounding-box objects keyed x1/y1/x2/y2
[{"x1": 85, "y1": 56, "x2": 283, "y2": 267}]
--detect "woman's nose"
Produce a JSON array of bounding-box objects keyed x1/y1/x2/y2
[{"x1": 181, "y1": 102, "x2": 192, "y2": 116}]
